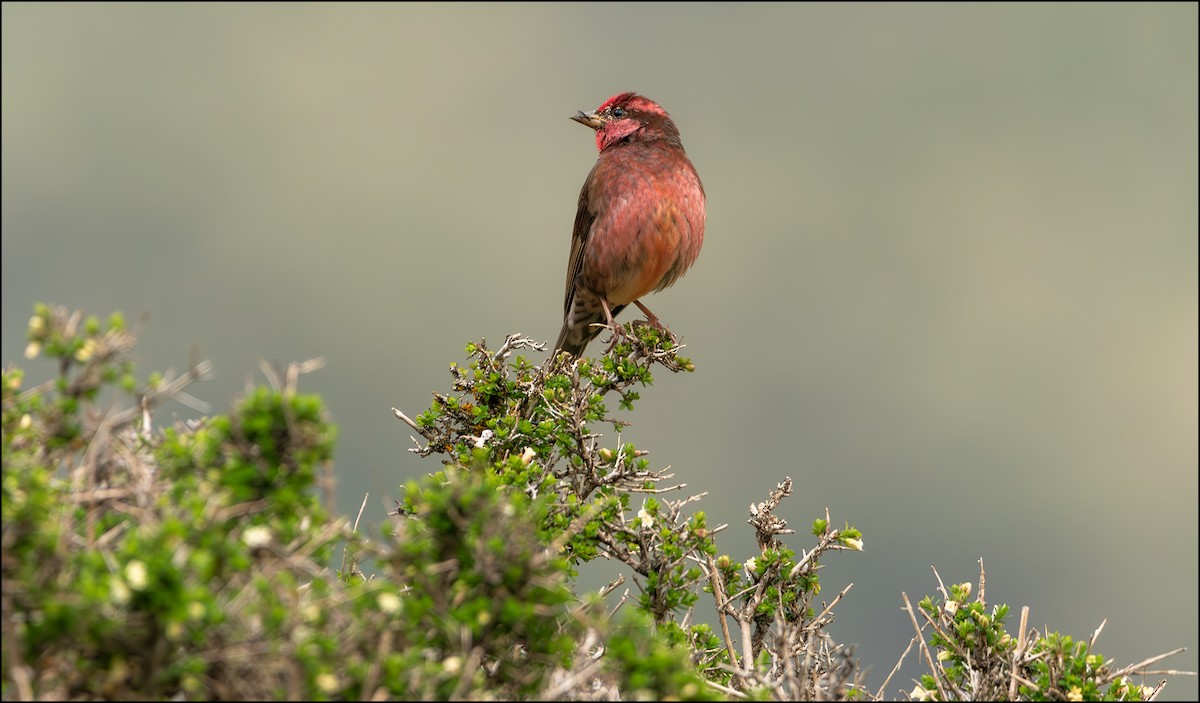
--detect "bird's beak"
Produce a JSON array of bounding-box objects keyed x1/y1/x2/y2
[{"x1": 570, "y1": 110, "x2": 603, "y2": 130}]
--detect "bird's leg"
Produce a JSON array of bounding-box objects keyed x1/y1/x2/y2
[
  {"x1": 632, "y1": 300, "x2": 663, "y2": 328},
  {"x1": 599, "y1": 297, "x2": 631, "y2": 353},
  {"x1": 632, "y1": 299, "x2": 677, "y2": 344}
]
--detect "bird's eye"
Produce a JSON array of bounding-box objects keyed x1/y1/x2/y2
[{"x1": 612, "y1": 107, "x2": 626, "y2": 118}]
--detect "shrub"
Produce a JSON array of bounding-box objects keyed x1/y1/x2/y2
[{"x1": 2, "y1": 304, "x2": 1188, "y2": 700}]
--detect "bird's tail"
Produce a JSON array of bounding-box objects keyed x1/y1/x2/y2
[
  {"x1": 553, "y1": 301, "x2": 626, "y2": 357},
  {"x1": 553, "y1": 320, "x2": 598, "y2": 357}
]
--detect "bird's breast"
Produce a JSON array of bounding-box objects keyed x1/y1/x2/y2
[{"x1": 583, "y1": 159, "x2": 705, "y2": 306}]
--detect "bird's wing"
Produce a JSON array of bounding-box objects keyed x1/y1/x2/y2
[{"x1": 563, "y1": 167, "x2": 598, "y2": 316}]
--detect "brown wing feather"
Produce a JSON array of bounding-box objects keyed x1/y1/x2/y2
[{"x1": 563, "y1": 167, "x2": 597, "y2": 316}]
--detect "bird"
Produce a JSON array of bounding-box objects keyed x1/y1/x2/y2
[{"x1": 553, "y1": 92, "x2": 706, "y2": 357}]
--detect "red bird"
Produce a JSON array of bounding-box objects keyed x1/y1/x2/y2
[{"x1": 554, "y1": 92, "x2": 706, "y2": 356}]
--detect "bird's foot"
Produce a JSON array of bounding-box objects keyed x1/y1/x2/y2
[
  {"x1": 600, "y1": 321, "x2": 632, "y2": 354},
  {"x1": 631, "y1": 317, "x2": 678, "y2": 348},
  {"x1": 631, "y1": 300, "x2": 677, "y2": 347}
]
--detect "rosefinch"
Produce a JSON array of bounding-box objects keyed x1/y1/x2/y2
[{"x1": 553, "y1": 92, "x2": 706, "y2": 356}]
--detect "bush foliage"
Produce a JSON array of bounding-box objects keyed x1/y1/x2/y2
[{"x1": 2, "y1": 304, "x2": 1187, "y2": 700}]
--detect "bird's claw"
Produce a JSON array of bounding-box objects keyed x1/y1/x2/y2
[
  {"x1": 601, "y1": 322, "x2": 632, "y2": 354},
  {"x1": 597, "y1": 317, "x2": 678, "y2": 356},
  {"x1": 631, "y1": 317, "x2": 677, "y2": 345}
]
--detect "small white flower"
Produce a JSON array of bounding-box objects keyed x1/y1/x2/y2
[
  {"x1": 377, "y1": 592, "x2": 402, "y2": 615},
  {"x1": 24, "y1": 342, "x2": 40, "y2": 359},
  {"x1": 844, "y1": 537, "x2": 864, "y2": 551},
  {"x1": 744, "y1": 557, "x2": 758, "y2": 577},
  {"x1": 910, "y1": 684, "x2": 930, "y2": 701},
  {"x1": 637, "y1": 507, "x2": 654, "y2": 529},
  {"x1": 944, "y1": 600, "x2": 959, "y2": 616},
  {"x1": 124, "y1": 560, "x2": 149, "y2": 591},
  {"x1": 473, "y1": 429, "x2": 493, "y2": 448},
  {"x1": 243, "y1": 526, "x2": 272, "y2": 548},
  {"x1": 520, "y1": 447, "x2": 536, "y2": 465},
  {"x1": 19, "y1": 414, "x2": 32, "y2": 430},
  {"x1": 443, "y1": 656, "x2": 463, "y2": 675},
  {"x1": 1067, "y1": 685, "x2": 1083, "y2": 701},
  {"x1": 1112, "y1": 677, "x2": 1129, "y2": 697},
  {"x1": 315, "y1": 672, "x2": 340, "y2": 694},
  {"x1": 75, "y1": 339, "x2": 97, "y2": 362},
  {"x1": 960, "y1": 581, "x2": 973, "y2": 598}
]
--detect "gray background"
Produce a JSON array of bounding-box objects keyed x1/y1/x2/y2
[{"x1": 3, "y1": 4, "x2": 1196, "y2": 698}]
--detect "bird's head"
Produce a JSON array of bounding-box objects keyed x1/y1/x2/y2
[{"x1": 572, "y1": 92, "x2": 682, "y2": 152}]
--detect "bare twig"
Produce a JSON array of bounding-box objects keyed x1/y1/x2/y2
[
  {"x1": 352, "y1": 493, "x2": 369, "y2": 533},
  {"x1": 877, "y1": 635, "x2": 919, "y2": 699},
  {"x1": 705, "y1": 554, "x2": 745, "y2": 688},
  {"x1": 392, "y1": 406, "x2": 435, "y2": 441},
  {"x1": 902, "y1": 591, "x2": 947, "y2": 702},
  {"x1": 1009, "y1": 605, "x2": 1030, "y2": 700},
  {"x1": 1109, "y1": 648, "x2": 1191, "y2": 679}
]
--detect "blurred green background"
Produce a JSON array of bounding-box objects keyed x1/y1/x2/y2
[{"x1": 3, "y1": 3, "x2": 1196, "y2": 697}]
